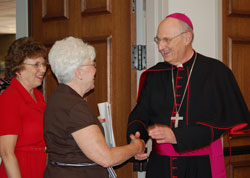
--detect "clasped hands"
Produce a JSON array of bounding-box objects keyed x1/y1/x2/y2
[
  {"x1": 148, "y1": 124, "x2": 177, "y2": 144},
  {"x1": 133, "y1": 124, "x2": 177, "y2": 160}
]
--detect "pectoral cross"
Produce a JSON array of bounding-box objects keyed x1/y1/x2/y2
[{"x1": 171, "y1": 113, "x2": 183, "y2": 128}]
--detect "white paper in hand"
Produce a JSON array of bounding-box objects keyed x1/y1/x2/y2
[{"x1": 98, "y1": 102, "x2": 116, "y2": 148}]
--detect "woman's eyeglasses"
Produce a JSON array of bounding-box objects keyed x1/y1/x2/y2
[
  {"x1": 23, "y1": 62, "x2": 49, "y2": 68},
  {"x1": 79, "y1": 62, "x2": 96, "y2": 68}
]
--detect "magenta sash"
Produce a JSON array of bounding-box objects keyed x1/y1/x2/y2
[{"x1": 152, "y1": 138, "x2": 226, "y2": 178}]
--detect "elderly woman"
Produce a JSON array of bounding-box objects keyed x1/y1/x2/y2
[
  {"x1": 0, "y1": 37, "x2": 48, "y2": 178},
  {"x1": 43, "y1": 36, "x2": 145, "y2": 178}
]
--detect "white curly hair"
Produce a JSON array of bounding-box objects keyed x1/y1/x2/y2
[{"x1": 48, "y1": 36, "x2": 95, "y2": 83}]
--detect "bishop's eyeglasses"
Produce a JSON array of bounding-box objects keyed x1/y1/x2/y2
[{"x1": 154, "y1": 31, "x2": 187, "y2": 45}]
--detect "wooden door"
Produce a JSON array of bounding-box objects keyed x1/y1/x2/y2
[
  {"x1": 222, "y1": 0, "x2": 250, "y2": 177},
  {"x1": 29, "y1": 0, "x2": 137, "y2": 177}
]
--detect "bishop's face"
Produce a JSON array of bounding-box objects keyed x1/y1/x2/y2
[{"x1": 156, "y1": 18, "x2": 188, "y2": 65}]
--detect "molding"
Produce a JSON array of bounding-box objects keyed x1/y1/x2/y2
[
  {"x1": 42, "y1": 0, "x2": 69, "y2": 21},
  {"x1": 228, "y1": 0, "x2": 250, "y2": 17},
  {"x1": 81, "y1": 0, "x2": 111, "y2": 16}
]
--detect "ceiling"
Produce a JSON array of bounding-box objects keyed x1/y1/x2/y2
[{"x1": 0, "y1": 0, "x2": 16, "y2": 34}]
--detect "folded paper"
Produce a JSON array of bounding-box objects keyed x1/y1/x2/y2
[{"x1": 98, "y1": 102, "x2": 116, "y2": 148}]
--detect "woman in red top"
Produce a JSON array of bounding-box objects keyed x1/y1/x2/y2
[{"x1": 0, "y1": 37, "x2": 48, "y2": 178}]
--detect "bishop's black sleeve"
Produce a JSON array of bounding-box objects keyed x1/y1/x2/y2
[
  {"x1": 172, "y1": 61, "x2": 249, "y2": 153},
  {"x1": 194, "y1": 61, "x2": 250, "y2": 132},
  {"x1": 172, "y1": 125, "x2": 225, "y2": 153},
  {"x1": 127, "y1": 77, "x2": 150, "y2": 144}
]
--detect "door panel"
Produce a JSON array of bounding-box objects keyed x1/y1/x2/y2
[
  {"x1": 29, "y1": 0, "x2": 137, "y2": 177},
  {"x1": 225, "y1": 154, "x2": 250, "y2": 178},
  {"x1": 223, "y1": 0, "x2": 250, "y2": 177},
  {"x1": 84, "y1": 36, "x2": 111, "y2": 114}
]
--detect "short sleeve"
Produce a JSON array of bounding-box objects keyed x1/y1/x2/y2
[
  {"x1": 0, "y1": 90, "x2": 22, "y2": 136},
  {"x1": 65, "y1": 101, "x2": 97, "y2": 135}
]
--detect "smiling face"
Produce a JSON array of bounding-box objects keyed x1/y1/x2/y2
[
  {"x1": 17, "y1": 56, "x2": 47, "y2": 91},
  {"x1": 156, "y1": 18, "x2": 190, "y2": 65}
]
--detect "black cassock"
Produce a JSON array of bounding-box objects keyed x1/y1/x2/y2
[{"x1": 127, "y1": 52, "x2": 250, "y2": 178}]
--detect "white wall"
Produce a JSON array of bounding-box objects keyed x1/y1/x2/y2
[
  {"x1": 16, "y1": 0, "x2": 28, "y2": 38},
  {"x1": 168, "y1": 0, "x2": 222, "y2": 60},
  {"x1": 145, "y1": 0, "x2": 168, "y2": 68},
  {"x1": 144, "y1": 0, "x2": 222, "y2": 69}
]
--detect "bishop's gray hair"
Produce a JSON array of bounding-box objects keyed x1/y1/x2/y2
[
  {"x1": 179, "y1": 20, "x2": 194, "y2": 43},
  {"x1": 48, "y1": 36, "x2": 95, "y2": 83}
]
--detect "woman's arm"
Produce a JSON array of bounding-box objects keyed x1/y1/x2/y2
[
  {"x1": 0, "y1": 135, "x2": 22, "y2": 178},
  {"x1": 72, "y1": 125, "x2": 145, "y2": 167}
]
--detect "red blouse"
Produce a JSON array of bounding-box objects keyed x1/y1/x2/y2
[{"x1": 0, "y1": 77, "x2": 46, "y2": 178}]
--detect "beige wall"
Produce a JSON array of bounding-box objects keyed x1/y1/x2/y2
[{"x1": 168, "y1": 0, "x2": 222, "y2": 60}]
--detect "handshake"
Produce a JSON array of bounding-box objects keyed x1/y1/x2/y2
[
  {"x1": 129, "y1": 124, "x2": 177, "y2": 160},
  {"x1": 129, "y1": 131, "x2": 149, "y2": 161}
]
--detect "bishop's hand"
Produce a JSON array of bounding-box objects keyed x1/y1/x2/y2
[{"x1": 148, "y1": 124, "x2": 177, "y2": 144}]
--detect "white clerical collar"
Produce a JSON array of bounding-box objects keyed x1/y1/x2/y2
[
  {"x1": 177, "y1": 63, "x2": 183, "y2": 68},
  {"x1": 175, "y1": 50, "x2": 195, "y2": 68}
]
